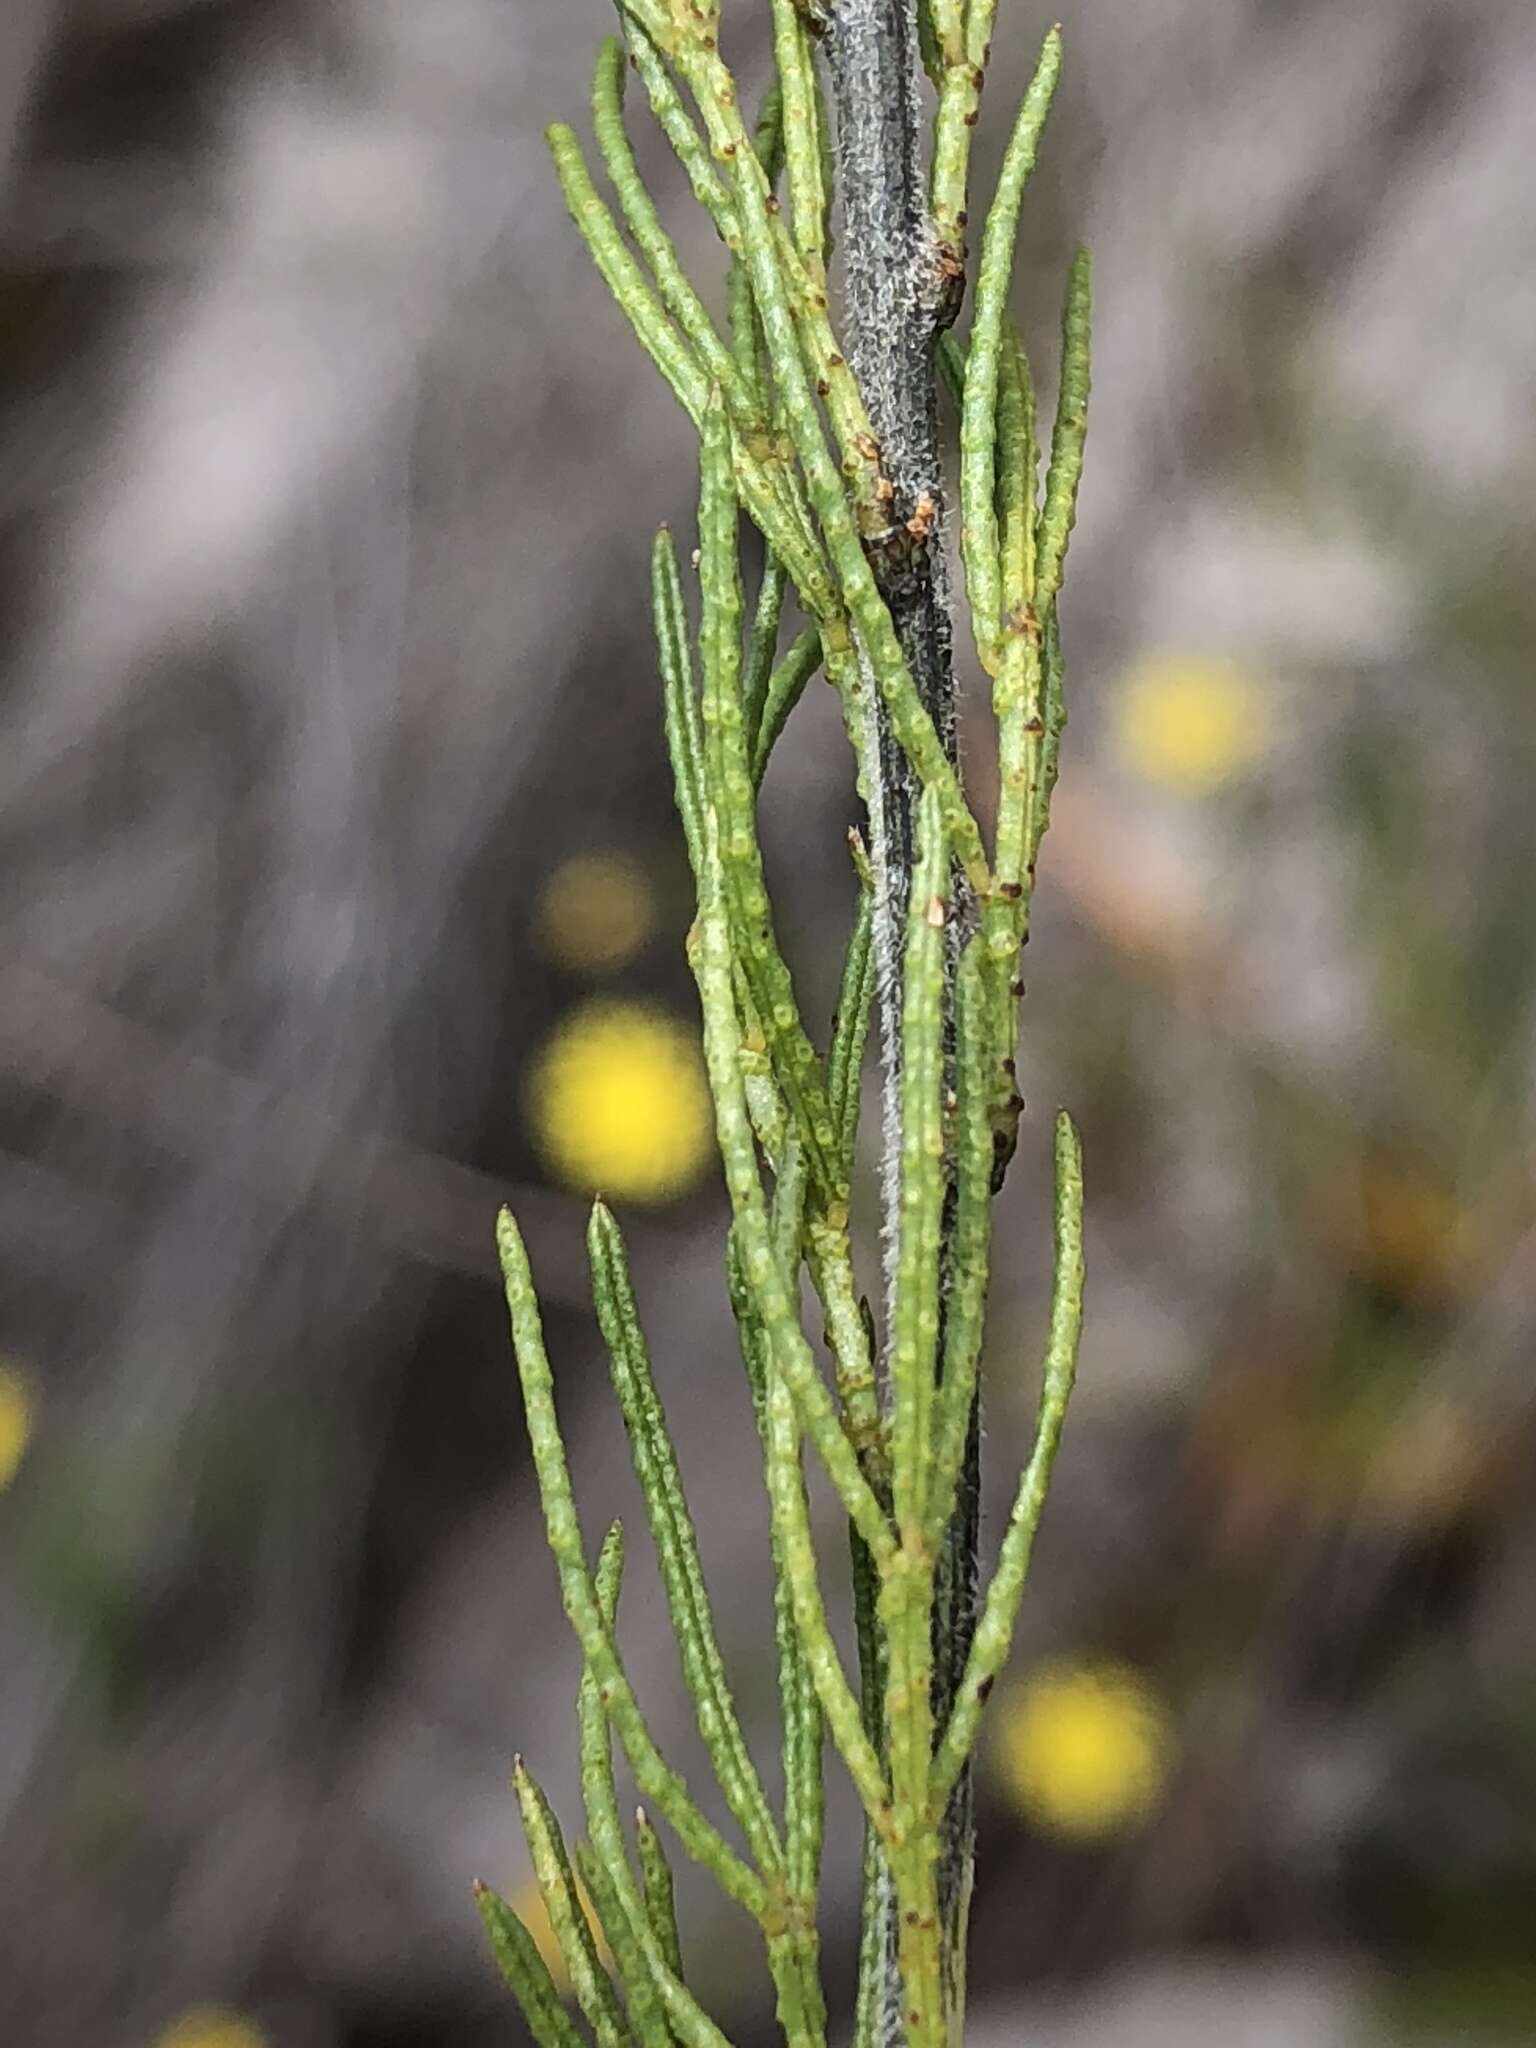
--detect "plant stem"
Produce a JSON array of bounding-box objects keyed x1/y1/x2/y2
[{"x1": 821, "y1": 5, "x2": 974, "y2": 2038}]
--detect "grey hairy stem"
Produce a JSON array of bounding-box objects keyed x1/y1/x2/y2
[{"x1": 822, "y1": 1, "x2": 977, "y2": 2036}]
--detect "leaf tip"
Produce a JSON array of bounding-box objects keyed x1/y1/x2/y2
[
  {"x1": 495, "y1": 1205, "x2": 527, "y2": 1277},
  {"x1": 1053, "y1": 1107, "x2": 1083, "y2": 1178}
]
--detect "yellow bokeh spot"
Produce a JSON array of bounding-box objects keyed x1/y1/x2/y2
[
  {"x1": 510, "y1": 1874, "x2": 610, "y2": 1994},
  {"x1": 0, "y1": 1363, "x2": 35, "y2": 1491},
  {"x1": 153, "y1": 2010, "x2": 267, "y2": 2048},
  {"x1": 536, "y1": 852, "x2": 658, "y2": 975},
  {"x1": 995, "y1": 1659, "x2": 1172, "y2": 1840},
  {"x1": 528, "y1": 999, "x2": 712, "y2": 1204},
  {"x1": 1116, "y1": 653, "x2": 1267, "y2": 792}
]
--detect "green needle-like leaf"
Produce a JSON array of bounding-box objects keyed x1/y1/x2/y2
[
  {"x1": 634, "y1": 1808, "x2": 684, "y2": 1985},
  {"x1": 593, "y1": 40, "x2": 826, "y2": 607},
  {"x1": 929, "y1": 0, "x2": 990, "y2": 272},
  {"x1": 662, "y1": 36, "x2": 990, "y2": 887},
  {"x1": 879, "y1": 787, "x2": 949, "y2": 2048},
  {"x1": 888, "y1": 785, "x2": 949, "y2": 1546},
  {"x1": 1029, "y1": 601, "x2": 1068, "y2": 869},
  {"x1": 848, "y1": 1522, "x2": 890, "y2": 2048},
  {"x1": 473, "y1": 1883, "x2": 589, "y2": 2048},
  {"x1": 990, "y1": 321, "x2": 1046, "y2": 924},
  {"x1": 588, "y1": 1200, "x2": 783, "y2": 1875},
  {"x1": 572, "y1": 1528, "x2": 676, "y2": 2048},
  {"x1": 515, "y1": 1758, "x2": 634, "y2": 2048},
  {"x1": 620, "y1": 19, "x2": 739, "y2": 250},
  {"x1": 979, "y1": 319, "x2": 1049, "y2": 1182},
  {"x1": 959, "y1": 28, "x2": 1062, "y2": 675},
  {"x1": 724, "y1": 1232, "x2": 824, "y2": 1912},
  {"x1": 697, "y1": 393, "x2": 843, "y2": 1200},
  {"x1": 749, "y1": 625, "x2": 823, "y2": 788},
  {"x1": 742, "y1": 556, "x2": 790, "y2": 750},
  {"x1": 996, "y1": 325, "x2": 1038, "y2": 609},
  {"x1": 498, "y1": 1208, "x2": 771, "y2": 1921},
  {"x1": 936, "y1": 329, "x2": 966, "y2": 415},
  {"x1": 547, "y1": 122, "x2": 708, "y2": 428},
  {"x1": 827, "y1": 856, "x2": 875, "y2": 1172},
  {"x1": 654, "y1": 527, "x2": 706, "y2": 877},
  {"x1": 590, "y1": 30, "x2": 842, "y2": 628},
  {"x1": 926, "y1": 938, "x2": 996, "y2": 1561},
  {"x1": 1034, "y1": 248, "x2": 1093, "y2": 611},
  {"x1": 690, "y1": 816, "x2": 893, "y2": 1571},
  {"x1": 599, "y1": 1808, "x2": 741, "y2": 2048},
  {"x1": 928, "y1": 1110, "x2": 1084, "y2": 1812},
  {"x1": 591, "y1": 40, "x2": 751, "y2": 421},
  {"x1": 693, "y1": 815, "x2": 895, "y2": 1834},
  {"x1": 578, "y1": 1844, "x2": 675, "y2": 2048},
  {"x1": 768, "y1": 0, "x2": 828, "y2": 277}
]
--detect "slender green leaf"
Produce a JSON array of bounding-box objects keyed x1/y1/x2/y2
[
  {"x1": 473, "y1": 1883, "x2": 588, "y2": 2048},
  {"x1": 929, "y1": 1110, "x2": 1084, "y2": 1812},
  {"x1": 515, "y1": 1758, "x2": 634, "y2": 2048}
]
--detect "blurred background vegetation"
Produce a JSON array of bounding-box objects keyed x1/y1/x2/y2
[{"x1": 2, "y1": 2, "x2": 1535, "y2": 2044}]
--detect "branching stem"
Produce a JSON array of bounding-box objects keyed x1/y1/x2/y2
[{"x1": 487, "y1": 12, "x2": 1092, "y2": 2047}]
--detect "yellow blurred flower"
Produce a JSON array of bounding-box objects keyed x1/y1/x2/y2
[
  {"x1": 510, "y1": 1873, "x2": 610, "y2": 1994},
  {"x1": 536, "y1": 852, "x2": 658, "y2": 975},
  {"x1": 153, "y1": 2010, "x2": 267, "y2": 2048},
  {"x1": 529, "y1": 999, "x2": 712, "y2": 1204},
  {"x1": 0, "y1": 1363, "x2": 35, "y2": 1491},
  {"x1": 1116, "y1": 652, "x2": 1267, "y2": 792},
  {"x1": 994, "y1": 1659, "x2": 1172, "y2": 1840}
]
